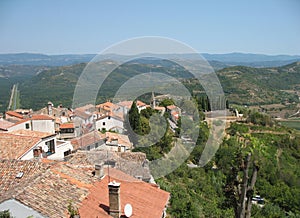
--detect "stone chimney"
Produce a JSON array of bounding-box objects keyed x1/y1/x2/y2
[
  {"x1": 108, "y1": 181, "x2": 121, "y2": 218},
  {"x1": 47, "y1": 101, "x2": 53, "y2": 116},
  {"x1": 94, "y1": 164, "x2": 104, "y2": 178}
]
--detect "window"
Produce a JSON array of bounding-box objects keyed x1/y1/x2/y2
[
  {"x1": 33, "y1": 148, "x2": 41, "y2": 157},
  {"x1": 25, "y1": 123, "x2": 30, "y2": 129},
  {"x1": 87, "y1": 145, "x2": 91, "y2": 151},
  {"x1": 60, "y1": 128, "x2": 74, "y2": 134},
  {"x1": 45, "y1": 139, "x2": 55, "y2": 155},
  {"x1": 95, "y1": 142, "x2": 99, "y2": 148},
  {"x1": 64, "y1": 149, "x2": 71, "y2": 157},
  {"x1": 102, "y1": 122, "x2": 105, "y2": 126}
]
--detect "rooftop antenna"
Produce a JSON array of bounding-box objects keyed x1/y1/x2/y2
[{"x1": 107, "y1": 150, "x2": 110, "y2": 183}]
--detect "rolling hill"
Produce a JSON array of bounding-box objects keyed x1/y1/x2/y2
[{"x1": 0, "y1": 60, "x2": 299, "y2": 112}]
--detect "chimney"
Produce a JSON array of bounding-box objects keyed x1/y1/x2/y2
[
  {"x1": 47, "y1": 101, "x2": 53, "y2": 116},
  {"x1": 94, "y1": 164, "x2": 104, "y2": 178},
  {"x1": 108, "y1": 181, "x2": 121, "y2": 218}
]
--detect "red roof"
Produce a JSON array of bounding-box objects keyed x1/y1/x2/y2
[
  {"x1": 0, "y1": 119, "x2": 14, "y2": 130},
  {"x1": 59, "y1": 122, "x2": 74, "y2": 129},
  {"x1": 6, "y1": 111, "x2": 23, "y2": 119},
  {"x1": 167, "y1": 105, "x2": 177, "y2": 110},
  {"x1": 0, "y1": 130, "x2": 54, "y2": 159},
  {"x1": 30, "y1": 114, "x2": 54, "y2": 120},
  {"x1": 79, "y1": 168, "x2": 170, "y2": 218}
]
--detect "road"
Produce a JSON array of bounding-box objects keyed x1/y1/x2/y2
[{"x1": 8, "y1": 83, "x2": 19, "y2": 110}]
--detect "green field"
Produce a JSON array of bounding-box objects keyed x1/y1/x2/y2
[{"x1": 280, "y1": 120, "x2": 300, "y2": 130}]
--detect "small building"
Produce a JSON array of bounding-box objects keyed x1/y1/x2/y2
[
  {"x1": 58, "y1": 122, "x2": 77, "y2": 140},
  {"x1": 102, "y1": 132, "x2": 133, "y2": 152},
  {"x1": 117, "y1": 100, "x2": 147, "y2": 114},
  {"x1": 95, "y1": 114, "x2": 125, "y2": 133},
  {"x1": 70, "y1": 130, "x2": 105, "y2": 151},
  {"x1": 0, "y1": 129, "x2": 72, "y2": 160},
  {"x1": 5, "y1": 111, "x2": 24, "y2": 122},
  {"x1": 7, "y1": 114, "x2": 55, "y2": 134}
]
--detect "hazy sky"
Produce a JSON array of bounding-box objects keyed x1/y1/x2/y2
[{"x1": 0, "y1": 0, "x2": 299, "y2": 55}]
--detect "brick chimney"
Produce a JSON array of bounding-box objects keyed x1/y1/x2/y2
[{"x1": 108, "y1": 181, "x2": 121, "y2": 218}]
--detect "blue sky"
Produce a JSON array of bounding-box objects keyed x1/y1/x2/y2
[{"x1": 0, "y1": 0, "x2": 299, "y2": 55}]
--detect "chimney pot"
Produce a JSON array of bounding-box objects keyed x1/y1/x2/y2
[{"x1": 108, "y1": 181, "x2": 121, "y2": 218}]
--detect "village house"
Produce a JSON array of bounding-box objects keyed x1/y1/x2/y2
[
  {"x1": 70, "y1": 130, "x2": 105, "y2": 151},
  {"x1": 57, "y1": 122, "x2": 77, "y2": 140},
  {"x1": 7, "y1": 114, "x2": 56, "y2": 134},
  {"x1": 5, "y1": 111, "x2": 24, "y2": 122},
  {"x1": 101, "y1": 132, "x2": 133, "y2": 152},
  {"x1": 166, "y1": 105, "x2": 181, "y2": 123},
  {"x1": 0, "y1": 159, "x2": 170, "y2": 218},
  {"x1": 95, "y1": 113, "x2": 125, "y2": 133},
  {"x1": 0, "y1": 129, "x2": 72, "y2": 160},
  {"x1": 73, "y1": 104, "x2": 95, "y2": 136},
  {"x1": 117, "y1": 100, "x2": 147, "y2": 114},
  {"x1": 34, "y1": 101, "x2": 72, "y2": 118}
]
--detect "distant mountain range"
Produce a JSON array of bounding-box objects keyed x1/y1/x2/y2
[{"x1": 0, "y1": 52, "x2": 300, "y2": 68}]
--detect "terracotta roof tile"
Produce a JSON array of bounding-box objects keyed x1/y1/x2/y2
[
  {"x1": 0, "y1": 160, "x2": 94, "y2": 218},
  {"x1": 167, "y1": 105, "x2": 177, "y2": 110},
  {"x1": 0, "y1": 119, "x2": 14, "y2": 130},
  {"x1": 104, "y1": 132, "x2": 132, "y2": 148},
  {"x1": 79, "y1": 168, "x2": 170, "y2": 218},
  {"x1": 0, "y1": 159, "x2": 169, "y2": 218},
  {"x1": 71, "y1": 131, "x2": 103, "y2": 150},
  {"x1": 5, "y1": 111, "x2": 23, "y2": 119},
  {"x1": 0, "y1": 130, "x2": 55, "y2": 159},
  {"x1": 59, "y1": 122, "x2": 75, "y2": 129}
]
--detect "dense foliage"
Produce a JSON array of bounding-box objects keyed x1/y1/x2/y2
[{"x1": 155, "y1": 120, "x2": 300, "y2": 217}]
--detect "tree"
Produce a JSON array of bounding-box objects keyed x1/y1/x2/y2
[
  {"x1": 128, "y1": 101, "x2": 140, "y2": 133},
  {"x1": 159, "y1": 98, "x2": 175, "y2": 107},
  {"x1": 0, "y1": 210, "x2": 13, "y2": 218}
]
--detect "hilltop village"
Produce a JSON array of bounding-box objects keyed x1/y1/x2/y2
[{"x1": 0, "y1": 94, "x2": 185, "y2": 218}]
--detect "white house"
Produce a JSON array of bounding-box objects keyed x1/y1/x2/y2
[
  {"x1": 117, "y1": 100, "x2": 147, "y2": 114},
  {"x1": 95, "y1": 114, "x2": 125, "y2": 133},
  {"x1": 7, "y1": 114, "x2": 55, "y2": 134},
  {"x1": 0, "y1": 129, "x2": 73, "y2": 160}
]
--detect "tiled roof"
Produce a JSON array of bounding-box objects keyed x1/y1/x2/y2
[
  {"x1": 66, "y1": 150, "x2": 151, "y2": 182},
  {"x1": 136, "y1": 100, "x2": 147, "y2": 107},
  {"x1": 59, "y1": 122, "x2": 74, "y2": 129},
  {"x1": 117, "y1": 100, "x2": 147, "y2": 108},
  {"x1": 167, "y1": 105, "x2": 177, "y2": 110},
  {"x1": 154, "y1": 106, "x2": 165, "y2": 111},
  {"x1": 103, "y1": 132, "x2": 132, "y2": 148},
  {"x1": 0, "y1": 159, "x2": 170, "y2": 218},
  {"x1": 0, "y1": 119, "x2": 14, "y2": 130},
  {"x1": 75, "y1": 104, "x2": 95, "y2": 112},
  {"x1": 0, "y1": 133, "x2": 40, "y2": 159},
  {"x1": 117, "y1": 101, "x2": 132, "y2": 108},
  {"x1": 79, "y1": 168, "x2": 170, "y2": 218},
  {"x1": 0, "y1": 130, "x2": 55, "y2": 159},
  {"x1": 5, "y1": 111, "x2": 23, "y2": 119},
  {"x1": 96, "y1": 102, "x2": 118, "y2": 110},
  {"x1": 10, "y1": 129, "x2": 55, "y2": 139},
  {"x1": 71, "y1": 131, "x2": 103, "y2": 150},
  {"x1": 73, "y1": 109, "x2": 93, "y2": 119},
  {"x1": 11, "y1": 114, "x2": 55, "y2": 127},
  {"x1": 0, "y1": 159, "x2": 95, "y2": 218},
  {"x1": 0, "y1": 159, "x2": 50, "y2": 202}
]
